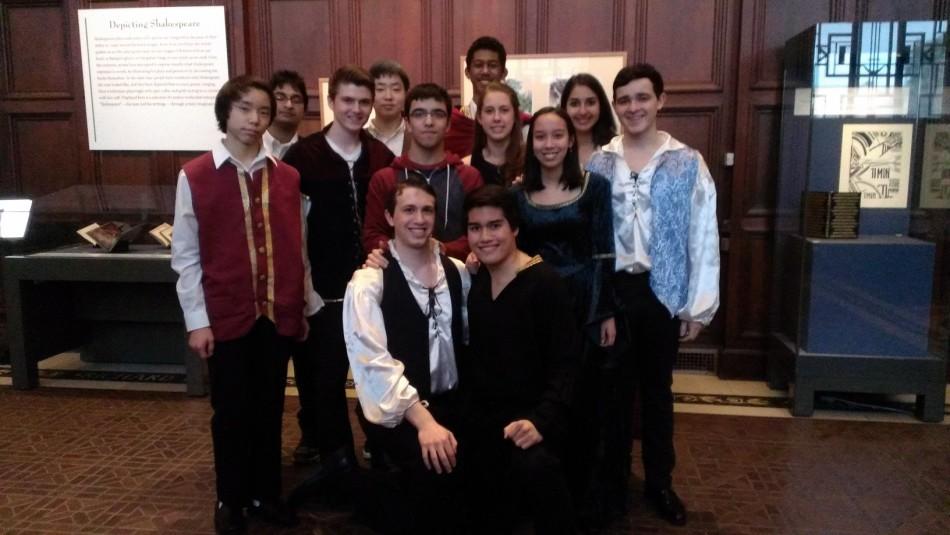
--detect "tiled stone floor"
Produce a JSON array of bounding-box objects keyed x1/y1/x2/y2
[{"x1": 0, "y1": 387, "x2": 948, "y2": 534}]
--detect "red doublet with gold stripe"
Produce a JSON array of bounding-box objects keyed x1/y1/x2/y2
[{"x1": 183, "y1": 153, "x2": 305, "y2": 342}]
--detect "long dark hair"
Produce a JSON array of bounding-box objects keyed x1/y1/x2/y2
[
  {"x1": 473, "y1": 82, "x2": 524, "y2": 187},
  {"x1": 560, "y1": 73, "x2": 616, "y2": 146},
  {"x1": 523, "y1": 107, "x2": 583, "y2": 193}
]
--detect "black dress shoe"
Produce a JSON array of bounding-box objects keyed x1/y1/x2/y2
[
  {"x1": 293, "y1": 442, "x2": 322, "y2": 465},
  {"x1": 287, "y1": 448, "x2": 355, "y2": 507},
  {"x1": 645, "y1": 487, "x2": 687, "y2": 526},
  {"x1": 247, "y1": 499, "x2": 299, "y2": 527},
  {"x1": 214, "y1": 502, "x2": 247, "y2": 534}
]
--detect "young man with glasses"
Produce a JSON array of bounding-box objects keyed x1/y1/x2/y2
[
  {"x1": 265, "y1": 70, "x2": 308, "y2": 159},
  {"x1": 362, "y1": 83, "x2": 483, "y2": 261}
]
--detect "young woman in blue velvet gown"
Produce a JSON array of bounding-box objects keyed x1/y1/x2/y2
[
  {"x1": 514, "y1": 106, "x2": 615, "y2": 344},
  {"x1": 512, "y1": 106, "x2": 621, "y2": 528}
]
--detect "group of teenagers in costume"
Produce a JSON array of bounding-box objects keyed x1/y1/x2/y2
[{"x1": 171, "y1": 35, "x2": 720, "y2": 534}]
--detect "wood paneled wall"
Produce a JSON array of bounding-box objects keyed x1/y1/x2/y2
[{"x1": 1, "y1": 0, "x2": 946, "y2": 377}]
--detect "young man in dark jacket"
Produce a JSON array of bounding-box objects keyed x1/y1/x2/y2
[{"x1": 282, "y1": 65, "x2": 395, "y2": 472}]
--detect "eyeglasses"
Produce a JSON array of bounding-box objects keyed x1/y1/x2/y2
[
  {"x1": 408, "y1": 109, "x2": 449, "y2": 120},
  {"x1": 275, "y1": 93, "x2": 305, "y2": 105}
]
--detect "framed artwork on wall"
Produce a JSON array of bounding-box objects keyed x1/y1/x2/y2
[
  {"x1": 920, "y1": 123, "x2": 950, "y2": 209},
  {"x1": 837, "y1": 123, "x2": 913, "y2": 209}
]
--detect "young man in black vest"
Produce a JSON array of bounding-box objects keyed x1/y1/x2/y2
[{"x1": 342, "y1": 177, "x2": 470, "y2": 533}]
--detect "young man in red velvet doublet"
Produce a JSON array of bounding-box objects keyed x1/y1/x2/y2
[{"x1": 171, "y1": 75, "x2": 321, "y2": 535}]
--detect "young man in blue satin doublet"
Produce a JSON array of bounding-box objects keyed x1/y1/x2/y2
[{"x1": 586, "y1": 63, "x2": 721, "y2": 527}]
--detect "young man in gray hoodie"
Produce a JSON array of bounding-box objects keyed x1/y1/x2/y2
[{"x1": 362, "y1": 83, "x2": 484, "y2": 261}]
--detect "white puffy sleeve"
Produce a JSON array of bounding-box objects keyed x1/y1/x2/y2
[
  {"x1": 681, "y1": 156, "x2": 720, "y2": 325},
  {"x1": 342, "y1": 268, "x2": 419, "y2": 428}
]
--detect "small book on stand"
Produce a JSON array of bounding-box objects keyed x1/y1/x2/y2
[
  {"x1": 149, "y1": 223, "x2": 173, "y2": 247},
  {"x1": 801, "y1": 192, "x2": 860, "y2": 239},
  {"x1": 77, "y1": 221, "x2": 146, "y2": 252}
]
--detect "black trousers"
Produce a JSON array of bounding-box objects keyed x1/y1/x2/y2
[
  {"x1": 613, "y1": 271, "x2": 680, "y2": 491},
  {"x1": 466, "y1": 415, "x2": 575, "y2": 535},
  {"x1": 292, "y1": 302, "x2": 355, "y2": 456},
  {"x1": 355, "y1": 392, "x2": 465, "y2": 534},
  {"x1": 207, "y1": 317, "x2": 291, "y2": 507}
]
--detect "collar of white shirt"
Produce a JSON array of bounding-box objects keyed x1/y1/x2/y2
[
  {"x1": 387, "y1": 238, "x2": 445, "y2": 289},
  {"x1": 263, "y1": 129, "x2": 298, "y2": 156},
  {"x1": 463, "y1": 100, "x2": 478, "y2": 119},
  {"x1": 211, "y1": 138, "x2": 275, "y2": 171},
  {"x1": 601, "y1": 131, "x2": 684, "y2": 161},
  {"x1": 366, "y1": 119, "x2": 406, "y2": 141}
]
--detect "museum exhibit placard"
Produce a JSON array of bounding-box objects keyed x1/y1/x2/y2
[{"x1": 78, "y1": 7, "x2": 229, "y2": 151}]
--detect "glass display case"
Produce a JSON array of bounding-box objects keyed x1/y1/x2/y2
[
  {"x1": 0, "y1": 183, "x2": 195, "y2": 392},
  {"x1": 769, "y1": 21, "x2": 948, "y2": 421}
]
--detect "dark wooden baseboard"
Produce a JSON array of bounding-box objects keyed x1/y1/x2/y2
[{"x1": 718, "y1": 348, "x2": 767, "y2": 380}]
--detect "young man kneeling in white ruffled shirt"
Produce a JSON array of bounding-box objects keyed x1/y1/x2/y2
[{"x1": 342, "y1": 177, "x2": 470, "y2": 534}]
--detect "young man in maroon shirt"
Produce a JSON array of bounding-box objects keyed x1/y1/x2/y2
[{"x1": 445, "y1": 36, "x2": 531, "y2": 158}]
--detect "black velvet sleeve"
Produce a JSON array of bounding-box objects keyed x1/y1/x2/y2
[
  {"x1": 589, "y1": 172, "x2": 617, "y2": 322},
  {"x1": 524, "y1": 268, "x2": 580, "y2": 442}
]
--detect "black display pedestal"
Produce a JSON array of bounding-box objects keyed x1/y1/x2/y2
[
  {"x1": 3, "y1": 244, "x2": 206, "y2": 396},
  {"x1": 768, "y1": 235, "x2": 945, "y2": 422}
]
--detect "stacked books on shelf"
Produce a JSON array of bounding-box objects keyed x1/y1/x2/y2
[{"x1": 801, "y1": 192, "x2": 860, "y2": 239}]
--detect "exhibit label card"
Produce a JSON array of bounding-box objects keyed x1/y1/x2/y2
[
  {"x1": 78, "y1": 7, "x2": 229, "y2": 151},
  {"x1": 837, "y1": 123, "x2": 913, "y2": 208},
  {"x1": 920, "y1": 123, "x2": 950, "y2": 209}
]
